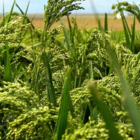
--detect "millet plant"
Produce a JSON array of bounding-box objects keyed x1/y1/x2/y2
[{"x1": 1, "y1": 0, "x2": 140, "y2": 140}]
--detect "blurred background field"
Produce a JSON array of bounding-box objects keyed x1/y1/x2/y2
[
  {"x1": 23, "y1": 14, "x2": 140, "y2": 31},
  {"x1": 1, "y1": 14, "x2": 140, "y2": 31},
  {"x1": 0, "y1": 14, "x2": 140, "y2": 31}
]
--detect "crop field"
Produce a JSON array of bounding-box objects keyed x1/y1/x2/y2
[
  {"x1": 1, "y1": 14, "x2": 140, "y2": 30},
  {"x1": 1, "y1": 1, "x2": 140, "y2": 140},
  {"x1": 28, "y1": 14, "x2": 140, "y2": 30}
]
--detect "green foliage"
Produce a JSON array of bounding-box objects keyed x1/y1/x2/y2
[
  {"x1": 6, "y1": 106, "x2": 58, "y2": 140},
  {"x1": 105, "y1": 37, "x2": 140, "y2": 140},
  {"x1": 1, "y1": 0, "x2": 140, "y2": 140},
  {"x1": 0, "y1": 81, "x2": 39, "y2": 138},
  {"x1": 0, "y1": 13, "x2": 32, "y2": 43},
  {"x1": 88, "y1": 82, "x2": 123, "y2": 140},
  {"x1": 55, "y1": 68, "x2": 73, "y2": 140},
  {"x1": 62, "y1": 120, "x2": 134, "y2": 140},
  {"x1": 112, "y1": 2, "x2": 138, "y2": 54}
]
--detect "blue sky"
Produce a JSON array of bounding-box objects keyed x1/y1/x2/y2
[{"x1": 0, "y1": 0, "x2": 139, "y2": 14}]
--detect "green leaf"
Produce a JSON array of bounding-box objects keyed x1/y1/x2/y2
[
  {"x1": 104, "y1": 13, "x2": 108, "y2": 33},
  {"x1": 89, "y1": 61, "x2": 93, "y2": 80},
  {"x1": 42, "y1": 51, "x2": 56, "y2": 107},
  {"x1": 54, "y1": 68, "x2": 72, "y2": 140},
  {"x1": 60, "y1": 19, "x2": 72, "y2": 52},
  {"x1": 131, "y1": 16, "x2": 136, "y2": 54},
  {"x1": 68, "y1": 94, "x2": 75, "y2": 118},
  {"x1": 97, "y1": 18, "x2": 103, "y2": 31},
  {"x1": 15, "y1": 2, "x2": 35, "y2": 29},
  {"x1": 4, "y1": 42, "x2": 12, "y2": 82},
  {"x1": 6, "y1": 0, "x2": 15, "y2": 23},
  {"x1": 66, "y1": 14, "x2": 73, "y2": 43},
  {"x1": 106, "y1": 42, "x2": 140, "y2": 140},
  {"x1": 88, "y1": 82, "x2": 123, "y2": 140},
  {"x1": 22, "y1": 1, "x2": 30, "y2": 24},
  {"x1": 92, "y1": 106, "x2": 99, "y2": 123},
  {"x1": 121, "y1": 12, "x2": 131, "y2": 36},
  {"x1": 2, "y1": 0, "x2": 5, "y2": 26},
  {"x1": 121, "y1": 12, "x2": 131, "y2": 50},
  {"x1": 72, "y1": 17, "x2": 77, "y2": 44}
]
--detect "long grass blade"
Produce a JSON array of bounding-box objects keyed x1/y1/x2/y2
[
  {"x1": 17, "y1": 1, "x2": 31, "y2": 43},
  {"x1": 68, "y1": 94, "x2": 75, "y2": 118},
  {"x1": 15, "y1": 2, "x2": 35, "y2": 29},
  {"x1": 121, "y1": 12, "x2": 131, "y2": 50},
  {"x1": 90, "y1": 1, "x2": 103, "y2": 31},
  {"x1": 92, "y1": 106, "x2": 99, "y2": 123},
  {"x1": 121, "y1": 12, "x2": 131, "y2": 36},
  {"x1": 4, "y1": 42, "x2": 12, "y2": 82},
  {"x1": 66, "y1": 14, "x2": 73, "y2": 42},
  {"x1": 97, "y1": 16, "x2": 103, "y2": 31},
  {"x1": 33, "y1": 68, "x2": 39, "y2": 94},
  {"x1": 104, "y1": 13, "x2": 108, "y2": 33},
  {"x1": 60, "y1": 19, "x2": 72, "y2": 52},
  {"x1": 22, "y1": 1, "x2": 30, "y2": 24},
  {"x1": 106, "y1": 42, "x2": 140, "y2": 140},
  {"x1": 131, "y1": 16, "x2": 136, "y2": 54},
  {"x1": 2, "y1": 0, "x2": 5, "y2": 26},
  {"x1": 117, "y1": 31, "x2": 123, "y2": 43},
  {"x1": 15, "y1": 1, "x2": 36, "y2": 43},
  {"x1": 83, "y1": 104, "x2": 90, "y2": 124},
  {"x1": 89, "y1": 61, "x2": 93, "y2": 80},
  {"x1": 42, "y1": 51, "x2": 56, "y2": 107},
  {"x1": 54, "y1": 68, "x2": 71, "y2": 140},
  {"x1": 6, "y1": 0, "x2": 15, "y2": 23},
  {"x1": 72, "y1": 17, "x2": 77, "y2": 44},
  {"x1": 88, "y1": 82, "x2": 123, "y2": 140}
]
